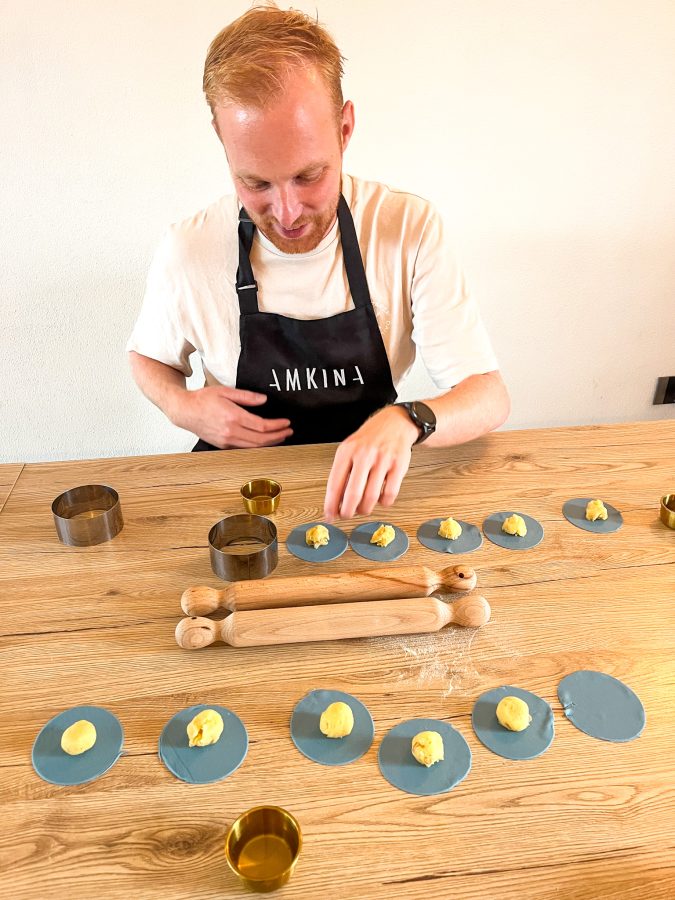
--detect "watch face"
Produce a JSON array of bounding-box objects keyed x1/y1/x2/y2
[
  {"x1": 411, "y1": 401, "x2": 436, "y2": 431},
  {"x1": 395, "y1": 401, "x2": 436, "y2": 444}
]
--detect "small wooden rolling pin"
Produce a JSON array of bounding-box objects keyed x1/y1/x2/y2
[
  {"x1": 176, "y1": 593, "x2": 490, "y2": 649},
  {"x1": 181, "y1": 564, "x2": 477, "y2": 616}
]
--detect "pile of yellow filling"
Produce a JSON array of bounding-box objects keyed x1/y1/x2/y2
[
  {"x1": 306, "y1": 524, "x2": 330, "y2": 549},
  {"x1": 370, "y1": 524, "x2": 395, "y2": 547},
  {"x1": 585, "y1": 499, "x2": 608, "y2": 522},
  {"x1": 502, "y1": 514, "x2": 527, "y2": 537},
  {"x1": 438, "y1": 517, "x2": 462, "y2": 540},
  {"x1": 496, "y1": 696, "x2": 532, "y2": 732},
  {"x1": 319, "y1": 701, "x2": 354, "y2": 738},
  {"x1": 61, "y1": 720, "x2": 97, "y2": 755},
  {"x1": 187, "y1": 709, "x2": 224, "y2": 748},
  {"x1": 411, "y1": 730, "x2": 444, "y2": 767}
]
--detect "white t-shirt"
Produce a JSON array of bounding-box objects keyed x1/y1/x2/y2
[{"x1": 127, "y1": 174, "x2": 498, "y2": 391}]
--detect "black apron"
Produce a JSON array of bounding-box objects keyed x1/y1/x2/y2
[{"x1": 193, "y1": 194, "x2": 396, "y2": 450}]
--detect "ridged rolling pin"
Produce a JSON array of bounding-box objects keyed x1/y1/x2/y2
[
  {"x1": 181, "y1": 564, "x2": 477, "y2": 616},
  {"x1": 176, "y1": 593, "x2": 490, "y2": 649}
]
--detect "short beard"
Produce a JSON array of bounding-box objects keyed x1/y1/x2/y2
[{"x1": 250, "y1": 192, "x2": 340, "y2": 254}]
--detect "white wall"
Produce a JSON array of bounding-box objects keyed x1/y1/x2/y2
[{"x1": 2, "y1": 0, "x2": 674, "y2": 463}]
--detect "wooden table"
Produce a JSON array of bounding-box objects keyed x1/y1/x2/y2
[
  {"x1": 0, "y1": 463, "x2": 23, "y2": 514},
  {"x1": 1, "y1": 421, "x2": 674, "y2": 899}
]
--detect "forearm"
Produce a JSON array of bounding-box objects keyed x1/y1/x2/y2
[
  {"x1": 423, "y1": 370, "x2": 510, "y2": 448},
  {"x1": 128, "y1": 351, "x2": 188, "y2": 426}
]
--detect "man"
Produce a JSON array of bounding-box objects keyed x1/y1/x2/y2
[{"x1": 128, "y1": 4, "x2": 510, "y2": 520}]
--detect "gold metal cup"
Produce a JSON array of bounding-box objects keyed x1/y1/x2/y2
[
  {"x1": 225, "y1": 806, "x2": 301, "y2": 893},
  {"x1": 240, "y1": 479, "x2": 281, "y2": 515},
  {"x1": 660, "y1": 494, "x2": 675, "y2": 530}
]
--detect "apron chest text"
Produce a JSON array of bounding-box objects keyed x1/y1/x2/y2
[{"x1": 269, "y1": 366, "x2": 365, "y2": 392}]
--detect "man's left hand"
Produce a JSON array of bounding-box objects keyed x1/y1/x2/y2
[{"x1": 323, "y1": 406, "x2": 419, "y2": 520}]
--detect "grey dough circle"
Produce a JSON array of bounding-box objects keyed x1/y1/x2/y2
[
  {"x1": 558, "y1": 671, "x2": 645, "y2": 742},
  {"x1": 562, "y1": 499, "x2": 623, "y2": 534},
  {"x1": 482, "y1": 511, "x2": 544, "y2": 551},
  {"x1": 417, "y1": 518, "x2": 482, "y2": 554},
  {"x1": 285, "y1": 522, "x2": 349, "y2": 563},
  {"x1": 472, "y1": 686, "x2": 555, "y2": 760},
  {"x1": 290, "y1": 689, "x2": 374, "y2": 766},
  {"x1": 32, "y1": 705, "x2": 124, "y2": 786},
  {"x1": 378, "y1": 718, "x2": 472, "y2": 796},
  {"x1": 349, "y1": 522, "x2": 409, "y2": 562},
  {"x1": 158, "y1": 704, "x2": 248, "y2": 784}
]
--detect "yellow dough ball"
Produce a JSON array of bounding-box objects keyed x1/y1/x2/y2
[
  {"x1": 306, "y1": 524, "x2": 330, "y2": 549},
  {"x1": 370, "y1": 524, "x2": 395, "y2": 547},
  {"x1": 411, "y1": 731, "x2": 444, "y2": 767},
  {"x1": 496, "y1": 696, "x2": 532, "y2": 732},
  {"x1": 438, "y1": 517, "x2": 462, "y2": 540},
  {"x1": 187, "y1": 709, "x2": 224, "y2": 748},
  {"x1": 502, "y1": 514, "x2": 527, "y2": 537},
  {"x1": 585, "y1": 499, "x2": 608, "y2": 522},
  {"x1": 61, "y1": 719, "x2": 97, "y2": 756},
  {"x1": 319, "y1": 701, "x2": 354, "y2": 738}
]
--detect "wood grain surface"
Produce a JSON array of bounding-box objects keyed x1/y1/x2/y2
[
  {"x1": 0, "y1": 463, "x2": 23, "y2": 514},
  {"x1": 1, "y1": 421, "x2": 674, "y2": 899}
]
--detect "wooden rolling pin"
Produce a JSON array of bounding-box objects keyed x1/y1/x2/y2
[
  {"x1": 176, "y1": 593, "x2": 490, "y2": 649},
  {"x1": 181, "y1": 564, "x2": 477, "y2": 616}
]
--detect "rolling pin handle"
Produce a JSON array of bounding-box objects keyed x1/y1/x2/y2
[
  {"x1": 440, "y1": 564, "x2": 478, "y2": 593},
  {"x1": 449, "y1": 594, "x2": 491, "y2": 628},
  {"x1": 175, "y1": 615, "x2": 220, "y2": 650},
  {"x1": 181, "y1": 585, "x2": 224, "y2": 616}
]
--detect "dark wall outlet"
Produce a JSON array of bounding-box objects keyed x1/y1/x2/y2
[{"x1": 653, "y1": 377, "x2": 675, "y2": 404}]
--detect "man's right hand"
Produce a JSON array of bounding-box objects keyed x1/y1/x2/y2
[{"x1": 173, "y1": 386, "x2": 293, "y2": 449}]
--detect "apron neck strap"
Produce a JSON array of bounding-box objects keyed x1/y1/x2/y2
[
  {"x1": 337, "y1": 193, "x2": 370, "y2": 310},
  {"x1": 236, "y1": 209, "x2": 259, "y2": 315}
]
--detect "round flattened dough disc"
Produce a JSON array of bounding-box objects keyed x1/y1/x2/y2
[
  {"x1": 482, "y1": 511, "x2": 544, "y2": 551},
  {"x1": 32, "y1": 705, "x2": 124, "y2": 786},
  {"x1": 416, "y1": 518, "x2": 482, "y2": 554},
  {"x1": 558, "y1": 671, "x2": 645, "y2": 742},
  {"x1": 472, "y1": 686, "x2": 555, "y2": 760},
  {"x1": 290, "y1": 689, "x2": 374, "y2": 766},
  {"x1": 562, "y1": 499, "x2": 623, "y2": 534},
  {"x1": 158, "y1": 704, "x2": 248, "y2": 784},
  {"x1": 285, "y1": 522, "x2": 349, "y2": 563},
  {"x1": 349, "y1": 522, "x2": 409, "y2": 562},
  {"x1": 378, "y1": 718, "x2": 472, "y2": 796}
]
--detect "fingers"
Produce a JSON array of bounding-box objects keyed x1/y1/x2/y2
[
  {"x1": 191, "y1": 386, "x2": 293, "y2": 448},
  {"x1": 355, "y1": 456, "x2": 392, "y2": 516},
  {"x1": 222, "y1": 431, "x2": 293, "y2": 449},
  {"x1": 219, "y1": 424, "x2": 293, "y2": 448},
  {"x1": 219, "y1": 387, "x2": 295, "y2": 435},
  {"x1": 236, "y1": 407, "x2": 292, "y2": 434},
  {"x1": 324, "y1": 442, "x2": 412, "y2": 520},
  {"x1": 239, "y1": 426, "x2": 294, "y2": 447},
  {"x1": 323, "y1": 451, "x2": 353, "y2": 522},
  {"x1": 220, "y1": 386, "x2": 268, "y2": 406},
  {"x1": 343, "y1": 452, "x2": 409, "y2": 518},
  {"x1": 338, "y1": 451, "x2": 377, "y2": 519},
  {"x1": 377, "y1": 453, "x2": 410, "y2": 507}
]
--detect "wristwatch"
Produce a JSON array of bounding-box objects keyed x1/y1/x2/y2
[{"x1": 395, "y1": 401, "x2": 436, "y2": 444}]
